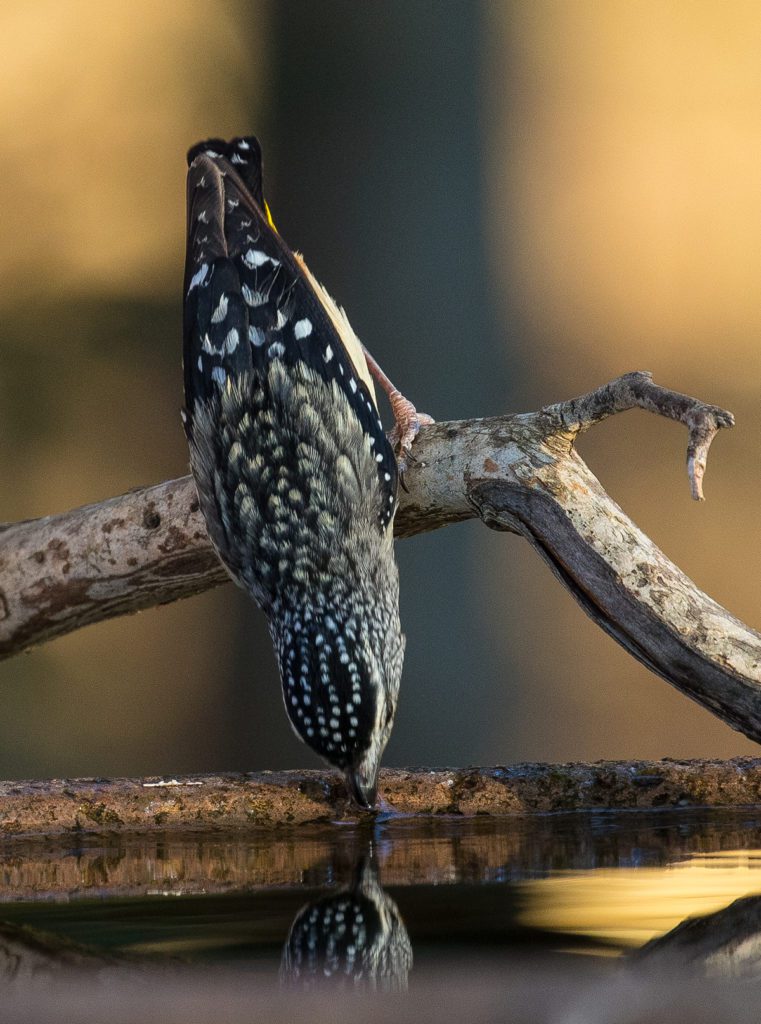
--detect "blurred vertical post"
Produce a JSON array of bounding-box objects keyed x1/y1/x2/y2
[{"x1": 258, "y1": 1, "x2": 507, "y2": 766}]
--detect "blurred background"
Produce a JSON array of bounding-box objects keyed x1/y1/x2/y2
[{"x1": 1, "y1": 0, "x2": 760, "y2": 779}]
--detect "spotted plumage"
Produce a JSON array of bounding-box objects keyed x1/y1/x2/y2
[
  {"x1": 182, "y1": 136, "x2": 404, "y2": 807},
  {"x1": 184, "y1": 136, "x2": 398, "y2": 530},
  {"x1": 280, "y1": 857, "x2": 412, "y2": 991}
]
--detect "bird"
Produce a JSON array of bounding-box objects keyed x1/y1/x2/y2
[
  {"x1": 280, "y1": 853, "x2": 412, "y2": 990},
  {"x1": 182, "y1": 136, "x2": 429, "y2": 809}
]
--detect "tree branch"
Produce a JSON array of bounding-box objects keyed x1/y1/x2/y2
[{"x1": 2, "y1": 371, "x2": 755, "y2": 746}]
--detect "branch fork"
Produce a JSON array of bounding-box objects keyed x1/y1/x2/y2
[{"x1": 542, "y1": 370, "x2": 734, "y2": 500}]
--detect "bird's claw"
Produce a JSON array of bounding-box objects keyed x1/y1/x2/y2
[{"x1": 389, "y1": 408, "x2": 434, "y2": 485}]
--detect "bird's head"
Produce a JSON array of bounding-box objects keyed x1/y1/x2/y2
[
  {"x1": 280, "y1": 853, "x2": 412, "y2": 990},
  {"x1": 271, "y1": 579, "x2": 404, "y2": 810}
]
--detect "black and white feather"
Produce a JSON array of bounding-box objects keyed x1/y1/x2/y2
[
  {"x1": 280, "y1": 857, "x2": 412, "y2": 991},
  {"x1": 183, "y1": 136, "x2": 398, "y2": 528},
  {"x1": 182, "y1": 136, "x2": 404, "y2": 807}
]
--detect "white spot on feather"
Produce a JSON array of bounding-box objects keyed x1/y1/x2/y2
[
  {"x1": 243, "y1": 249, "x2": 279, "y2": 269},
  {"x1": 294, "y1": 318, "x2": 312, "y2": 340},
  {"x1": 223, "y1": 328, "x2": 239, "y2": 353},
  {"x1": 249, "y1": 325, "x2": 266, "y2": 346},
  {"x1": 211, "y1": 294, "x2": 228, "y2": 323},
  {"x1": 186, "y1": 262, "x2": 209, "y2": 295},
  {"x1": 324, "y1": 345, "x2": 333, "y2": 362},
  {"x1": 211, "y1": 367, "x2": 226, "y2": 386},
  {"x1": 242, "y1": 285, "x2": 265, "y2": 307}
]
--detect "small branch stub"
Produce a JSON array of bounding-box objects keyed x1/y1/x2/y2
[{"x1": 544, "y1": 370, "x2": 734, "y2": 499}]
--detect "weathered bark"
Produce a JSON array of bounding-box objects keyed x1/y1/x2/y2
[
  {"x1": 1, "y1": 371, "x2": 756, "y2": 745},
  {"x1": 0, "y1": 477, "x2": 228, "y2": 656}
]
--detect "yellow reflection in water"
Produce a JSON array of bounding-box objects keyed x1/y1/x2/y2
[{"x1": 518, "y1": 851, "x2": 761, "y2": 950}]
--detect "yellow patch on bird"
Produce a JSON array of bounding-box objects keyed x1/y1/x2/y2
[
  {"x1": 264, "y1": 200, "x2": 278, "y2": 232},
  {"x1": 291, "y1": 252, "x2": 377, "y2": 403}
]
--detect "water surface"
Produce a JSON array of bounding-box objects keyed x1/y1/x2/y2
[{"x1": 2, "y1": 808, "x2": 761, "y2": 1021}]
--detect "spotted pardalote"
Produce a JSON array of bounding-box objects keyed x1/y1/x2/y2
[{"x1": 182, "y1": 136, "x2": 423, "y2": 808}]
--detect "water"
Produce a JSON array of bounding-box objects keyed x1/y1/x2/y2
[{"x1": 3, "y1": 808, "x2": 761, "y2": 1021}]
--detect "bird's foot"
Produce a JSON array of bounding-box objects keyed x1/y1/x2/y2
[
  {"x1": 387, "y1": 398, "x2": 435, "y2": 478},
  {"x1": 360, "y1": 344, "x2": 434, "y2": 479}
]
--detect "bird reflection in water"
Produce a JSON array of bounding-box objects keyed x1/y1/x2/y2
[{"x1": 280, "y1": 849, "x2": 412, "y2": 991}]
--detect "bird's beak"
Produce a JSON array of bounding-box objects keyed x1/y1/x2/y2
[{"x1": 344, "y1": 766, "x2": 378, "y2": 811}]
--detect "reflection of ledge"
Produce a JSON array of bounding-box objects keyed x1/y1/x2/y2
[
  {"x1": 1, "y1": 758, "x2": 761, "y2": 837},
  {"x1": 0, "y1": 803, "x2": 760, "y2": 904}
]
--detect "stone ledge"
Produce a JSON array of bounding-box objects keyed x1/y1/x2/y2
[{"x1": 0, "y1": 757, "x2": 759, "y2": 837}]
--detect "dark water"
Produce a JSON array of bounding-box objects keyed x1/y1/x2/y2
[{"x1": 3, "y1": 809, "x2": 761, "y2": 1022}]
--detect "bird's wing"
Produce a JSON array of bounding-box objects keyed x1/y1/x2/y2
[{"x1": 182, "y1": 136, "x2": 399, "y2": 527}]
